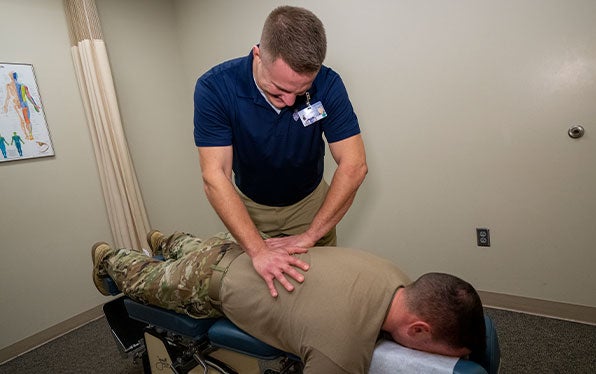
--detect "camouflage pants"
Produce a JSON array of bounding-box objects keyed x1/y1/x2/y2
[{"x1": 104, "y1": 232, "x2": 238, "y2": 319}]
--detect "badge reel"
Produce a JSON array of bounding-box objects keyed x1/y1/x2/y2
[{"x1": 296, "y1": 92, "x2": 327, "y2": 127}]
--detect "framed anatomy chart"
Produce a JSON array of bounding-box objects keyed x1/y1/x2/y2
[{"x1": 0, "y1": 63, "x2": 54, "y2": 162}]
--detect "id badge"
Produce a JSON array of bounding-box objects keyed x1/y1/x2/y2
[{"x1": 297, "y1": 101, "x2": 327, "y2": 127}]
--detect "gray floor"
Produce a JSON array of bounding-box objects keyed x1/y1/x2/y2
[
  {"x1": 485, "y1": 308, "x2": 596, "y2": 373},
  {"x1": 0, "y1": 307, "x2": 595, "y2": 373}
]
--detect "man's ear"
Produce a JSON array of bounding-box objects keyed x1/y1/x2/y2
[{"x1": 406, "y1": 321, "x2": 431, "y2": 338}]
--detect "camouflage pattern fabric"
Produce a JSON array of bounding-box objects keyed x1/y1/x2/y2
[{"x1": 104, "y1": 232, "x2": 238, "y2": 319}]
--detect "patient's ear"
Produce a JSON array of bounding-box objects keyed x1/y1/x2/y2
[{"x1": 407, "y1": 321, "x2": 431, "y2": 338}]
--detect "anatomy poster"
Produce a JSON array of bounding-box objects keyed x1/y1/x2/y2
[{"x1": 0, "y1": 63, "x2": 54, "y2": 162}]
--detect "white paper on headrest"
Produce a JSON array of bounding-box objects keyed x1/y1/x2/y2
[{"x1": 369, "y1": 340, "x2": 459, "y2": 374}]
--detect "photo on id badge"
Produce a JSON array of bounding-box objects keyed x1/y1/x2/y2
[{"x1": 298, "y1": 101, "x2": 327, "y2": 127}]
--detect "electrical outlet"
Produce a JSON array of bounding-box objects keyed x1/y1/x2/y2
[{"x1": 476, "y1": 228, "x2": 490, "y2": 247}]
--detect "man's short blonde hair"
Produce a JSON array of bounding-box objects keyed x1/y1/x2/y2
[{"x1": 260, "y1": 6, "x2": 327, "y2": 74}]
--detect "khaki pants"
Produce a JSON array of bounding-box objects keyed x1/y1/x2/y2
[{"x1": 238, "y1": 180, "x2": 336, "y2": 246}]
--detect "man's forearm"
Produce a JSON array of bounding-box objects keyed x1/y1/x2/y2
[
  {"x1": 202, "y1": 175, "x2": 268, "y2": 256},
  {"x1": 304, "y1": 162, "x2": 367, "y2": 244}
]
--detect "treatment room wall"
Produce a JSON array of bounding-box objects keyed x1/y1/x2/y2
[
  {"x1": 0, "y1": 0, "x2": 113, "y2": 350},
  {"x1": 0, "y1": 0, "x2": 222, "y2": 354},
  {"x1": 171, "y1": 0, "x2": 595, "y2": 307}
]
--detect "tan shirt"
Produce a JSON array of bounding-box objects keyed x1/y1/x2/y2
[{"x1": 220, "y1": 247, "x2": 410, "y2": 373}]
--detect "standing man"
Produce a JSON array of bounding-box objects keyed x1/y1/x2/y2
[
  {"x1": 194, "y1": 6, "x2": 367, "y2": 297},
  {"x1": 3, "y1": 71, "x2": 40, "y2": 141},
  {"x1": 10, "y1": 131, "x2": 25, "y2": 157},
  {"x1": 0, "y1": 133, "x2": 9, "y2": 158}
]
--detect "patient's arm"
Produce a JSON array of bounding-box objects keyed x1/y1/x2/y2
[{"x1": 302, "y1": 349, "x2": 351, "y2": 374}]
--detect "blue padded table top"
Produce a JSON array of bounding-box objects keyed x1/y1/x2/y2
[
  {"x1": 208, "y1": 319, "x2": 288, "y2": 360},
  {"x1": 453, "y1": 359, "x2": 488, "y2": 374},
  {"x1": 123, "y1": 297, "x2": 290, "y2": 361},
  {"x1": 480, "y1": 315, "x2": 500, "y2": 374},
  {"x1": 123, "y1": 298, "x2": 217, "y2": 341},
  {"x1": 455, "y1": 314, "x2": 500, "y2": 374}
]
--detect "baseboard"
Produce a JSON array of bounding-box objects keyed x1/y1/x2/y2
[
  {"x1": 0, "y1": 304, "x2": 104, "y2": 365},
  {"x1": 479, "y1": 290, "x2": 596, "y2": 325}
]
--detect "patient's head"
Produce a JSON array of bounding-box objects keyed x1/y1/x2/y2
[{"x1": 385, "y1": 273, "x2": 486, "y2": 357}]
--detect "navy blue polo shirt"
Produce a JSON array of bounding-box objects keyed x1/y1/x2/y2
[{"x1": 194, "y1": 51, "x2": 360, "y2": 206}]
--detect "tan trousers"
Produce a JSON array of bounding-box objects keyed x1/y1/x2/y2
[{"x1": 238, "y1": 180, "x2": 337, "y2": 246}]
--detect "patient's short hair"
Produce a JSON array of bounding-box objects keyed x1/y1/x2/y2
[
  {"x1": 260, "y1": 6, "x2": 326, "y2": 73},
  {"x1": 405, "y1": 273, "x2": 486, "y2": 354}
]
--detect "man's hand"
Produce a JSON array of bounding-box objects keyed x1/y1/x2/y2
[
  {"x1": 251, "y1": 246, "x2": 310, "y2": 298},
  {"x1": 265, "y1": 233, "x2": 317, "y2": 251}
]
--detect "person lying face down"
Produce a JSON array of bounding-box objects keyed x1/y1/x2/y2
[{"x1": 92, "y1": 230, "x2": 486, "y2": 374}]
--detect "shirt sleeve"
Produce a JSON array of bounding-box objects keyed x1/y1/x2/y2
[
  {"x1": 302, "y1": 348, "x2": 353, "y2": 374},
  {"x1": 319, "y1": 71, "x2": 361, "y2": 144},
  {"x1": 193, "y1": 76, "x2": 233, "y2": 147}
]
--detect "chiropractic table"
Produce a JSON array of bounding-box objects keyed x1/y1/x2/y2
[{"x1": 102, "y1": 274, "x2": 500, "y2": 373}]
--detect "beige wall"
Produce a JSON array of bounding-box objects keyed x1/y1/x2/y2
[
  {"x1": 0, "y1": 0, "x2": 112, "y2": 350},
  {"x1": 1, "y1": 0, "x2": 594, "y2": 353}
]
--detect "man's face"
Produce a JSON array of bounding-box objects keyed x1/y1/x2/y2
[{"x1": 253, "y1": 46, "x2": 317, "y2": 109}]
